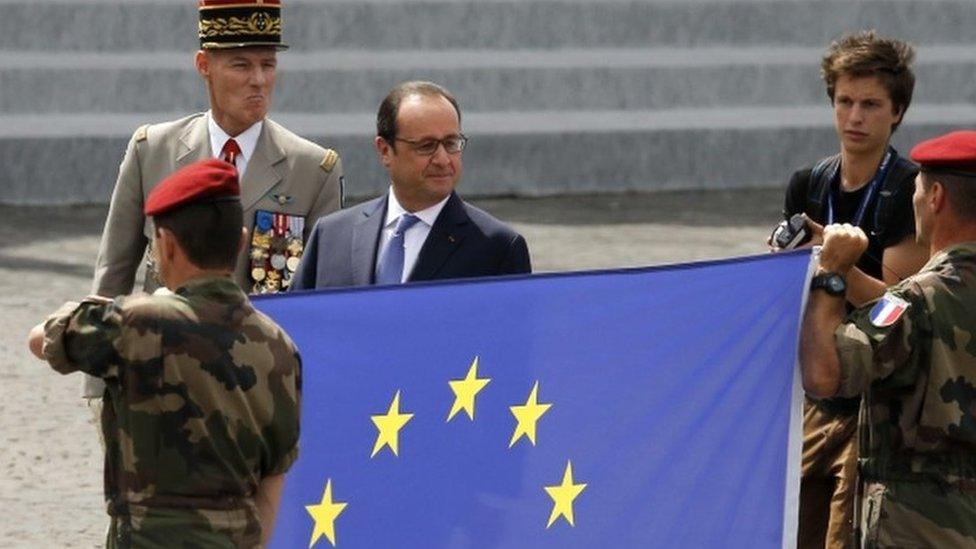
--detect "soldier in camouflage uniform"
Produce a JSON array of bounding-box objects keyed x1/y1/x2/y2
[
  {"x1": 29, "y1": 159, "x2": 301, "y2": 548},
  {"x1": 800, "y1": 131, "x2": 976, "y2": 547}
]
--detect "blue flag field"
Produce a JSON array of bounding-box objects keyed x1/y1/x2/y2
[{"x1": 255, "y1": 251, "x2": 812, "y2": 548}]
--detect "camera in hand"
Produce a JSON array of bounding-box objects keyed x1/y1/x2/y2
[{"x1": 770, "y1": 214, "x2": 812, "y2": 250}]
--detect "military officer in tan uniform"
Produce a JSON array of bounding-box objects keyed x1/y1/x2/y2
[{"x1": 86, "y1": 0, "x2": 342, "y2": 399}]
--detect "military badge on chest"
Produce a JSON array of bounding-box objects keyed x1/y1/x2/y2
[{"x1": 251, "y1": 210, "x2": 305, "y2": 294}]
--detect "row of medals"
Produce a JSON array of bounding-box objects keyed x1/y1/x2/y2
[{"x1": 251, "y1": 228, "x2": 303, "y2": 294}]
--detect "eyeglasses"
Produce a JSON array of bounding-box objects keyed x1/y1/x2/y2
[{"x1": 394, "y1": 134, "x2": 468, "y2": 156}]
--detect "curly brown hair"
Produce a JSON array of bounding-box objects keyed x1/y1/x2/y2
[{"x1": 821, "y1": 30, "x2": 916, "y2": 132}]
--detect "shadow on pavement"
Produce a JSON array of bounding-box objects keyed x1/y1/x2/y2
[{"x1": 0, "y1": 205, "x2": 107, "y2": 250}]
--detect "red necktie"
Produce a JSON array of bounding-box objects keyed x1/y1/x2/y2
[{"x1": 221, "y1": 138, "x2": 241, "y2": 166}]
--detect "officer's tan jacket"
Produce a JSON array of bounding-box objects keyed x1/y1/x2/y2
[{"x1": 85, "y1": 112, "x2": 342, "y2": 397}]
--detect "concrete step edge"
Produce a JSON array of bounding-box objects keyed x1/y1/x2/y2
[
  {"x1": 3, "y1": 104, "x2": 976, "y2": 139},
  {"x1": 3, "y1": 45, "x2": 976, "y2": 71}
]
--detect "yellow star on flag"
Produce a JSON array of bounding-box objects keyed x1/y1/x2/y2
[
  {"x1": 305, "y1": 479, "x2": 348, "y2": 547},
  {"x1": 544, "y1": 460, "x2": 587, "y2": 528},
  {"x1": 370, "y1": 390, "x2": 414, "y2": 458},
  {"x1": 509, "y1": 381, "x2": 552, "y2": 448},
  {"x1": 447, "y1": 356, "x2": 491, "y2": 422}
]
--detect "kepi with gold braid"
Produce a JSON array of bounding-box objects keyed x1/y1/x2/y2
[{"x1": 198, "y1": 0, "x2": 288, "y2": 50}]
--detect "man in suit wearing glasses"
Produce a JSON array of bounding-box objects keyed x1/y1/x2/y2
[{"x1": 292, "y1": 81, "x2": 531, "y2": 290}]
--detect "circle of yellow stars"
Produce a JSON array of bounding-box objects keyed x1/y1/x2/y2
[{"x1": 304, "y1": 355, "x2": 587, "y2": 547}]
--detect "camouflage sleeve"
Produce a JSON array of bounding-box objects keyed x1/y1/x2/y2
[
  {"x1": 263, "y1": 340, "x2": 302, "y2": 477},
  {"x1": 42, "y1": 298, "x2": 125, "y2": 379},
  {"x1": 833, "y1": 283, "x2": 928, "y2": 398}
]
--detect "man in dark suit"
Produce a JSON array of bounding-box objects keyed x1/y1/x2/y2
[{"x1": 292, "y1": 81, "x2": 531, "y2": 289}]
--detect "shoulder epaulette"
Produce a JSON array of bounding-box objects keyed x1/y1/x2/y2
[
  {"x1": 320, "y1": 149, "x2": 339, "y2": 173},
  {"x1": 134, "y1": 124, "x2": 149, "y2": 142}
]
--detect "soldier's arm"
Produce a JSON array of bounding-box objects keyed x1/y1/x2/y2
[
  {"x1": 832, "y1": 284, "x2": 923, "y2": 397},
  {"x1": 843, "y1": 268, "x2": 887, "y2": 308},
  {"x1": 255, "y1": 343, "x2": 301, "y2": 543},
  {"x1": 880, "y1": 235, "x2": 929, "y2": 286},
  {"x1": 92, "y1": 126, "x2": 150, "y2": 297},
  {"x1": 256, "y1": 473, "x2": 286, "y2": 545},
  {"x1": 304, "y1": 152, "x2": 343, "y2": 241},
  {"x1": 799, "y1": 224, "x2": 869, "y2": 398},
  {"x1": 27, "y1": 322, "x2": 46, "y2": 359},
  {"x1": 842, "y1": 236, "x2": 928, "y2": 308},
  {"x1": 35, "y1": 299, "x2": 124, "y2": 378},
  {"x1": 800, "y1": 283, "x2": 847, "y2": 398},
  {"x1": 27, "y1": 294, "x2": 112, "y2": 356}
]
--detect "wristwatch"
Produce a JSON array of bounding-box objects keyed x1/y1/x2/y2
[{"x1": 810, "y1": 272, "x2": 846, "y2": 296}]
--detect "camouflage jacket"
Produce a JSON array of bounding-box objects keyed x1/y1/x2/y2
[
  {"x1": 43, "y1": 276, "x2": 301, "y2": 547},
  {"x1": 834, "y1": 242, "x2": 976, "y2": 482}
]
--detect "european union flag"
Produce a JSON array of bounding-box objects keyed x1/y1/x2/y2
[{"x1": 256, "y1": 251, "x2": 811, "y2": 548}]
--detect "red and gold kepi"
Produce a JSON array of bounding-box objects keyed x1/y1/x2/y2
[{"x1": 198, "y1": 0, "x2": 288, "y2": 51}]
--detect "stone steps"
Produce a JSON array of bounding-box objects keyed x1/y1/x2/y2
[
  {"x1": 7, "y1": 103, "x2": 976, "y2": 137},
  {"x1": 3, "y1": 0, "x2": 976, "y2": 204},
  {"x1": 5, "y1": 0, "x2": 976, "y2": 51},
  {"x1": 4, "y1": 105, "x2": 970, "y2": 203},
  {"x1": 5, "y1": 46, "x2": 976, "y2": 114}
]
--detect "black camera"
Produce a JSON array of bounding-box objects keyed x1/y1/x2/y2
[{"x1": 770, "y1": 214, "x2": 812, "y2": 250}]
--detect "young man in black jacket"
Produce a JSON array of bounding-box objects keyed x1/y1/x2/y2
[{"x1": 780, "y1": 31, "x2": 929, "y2": 549}]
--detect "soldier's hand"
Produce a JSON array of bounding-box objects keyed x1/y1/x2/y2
[
  {"x1": 819, "y1": 223, "x2": 868, "y2": 274},
  {"x1": 27, "y1": 322, "x2": 45, "y2": 359},
  {"x1": 800, "y1": 214, "x2": 824, "y2": 247}
]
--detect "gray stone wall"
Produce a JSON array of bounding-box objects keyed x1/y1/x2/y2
[{"x1": 3, "y1": 0, "x2": 976, "y2": 204}]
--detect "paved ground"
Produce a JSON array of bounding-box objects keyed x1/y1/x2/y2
[{"x1": 0, "y1": 189, "x2": 781, "y2": 547}]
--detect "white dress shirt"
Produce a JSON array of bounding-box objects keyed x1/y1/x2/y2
[
  {"x1": 208, "y1": 111, "x2": 262, "y2": 177},
  {"x1": 375, "y1": 188, "x2": 450, "y2": 283}
]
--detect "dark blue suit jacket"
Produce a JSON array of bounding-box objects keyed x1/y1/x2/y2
[{"x1": 291, "y1": 192, "x2": 531, "y2": 290}]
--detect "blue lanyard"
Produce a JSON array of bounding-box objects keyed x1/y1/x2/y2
[{"x1": 826, "y1": 148, "x2": 894, "y2": 227}]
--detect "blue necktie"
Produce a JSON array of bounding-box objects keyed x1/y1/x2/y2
[{"x1": 375, "y1": 214, "x2": 421, "y2": 285}]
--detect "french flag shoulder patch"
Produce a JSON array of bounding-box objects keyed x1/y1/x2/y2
[{"x1": 869, "y1": 293, "x2": 911, "y2": 328}]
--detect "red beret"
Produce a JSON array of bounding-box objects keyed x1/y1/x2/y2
[
  {"x1": 144, "y1": 159, "x2": 240, "y2": 216},
  {"x1": 910, "y1": 130, "x2": 976, "y2": 174}
]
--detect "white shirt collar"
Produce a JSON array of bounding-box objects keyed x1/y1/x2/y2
[
  {"x1": 384, "y1": 187, "x2": 450, "y2": 229},
  {"x1": 207, "y1": 111, "x2": 263, "y2": 166}
]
